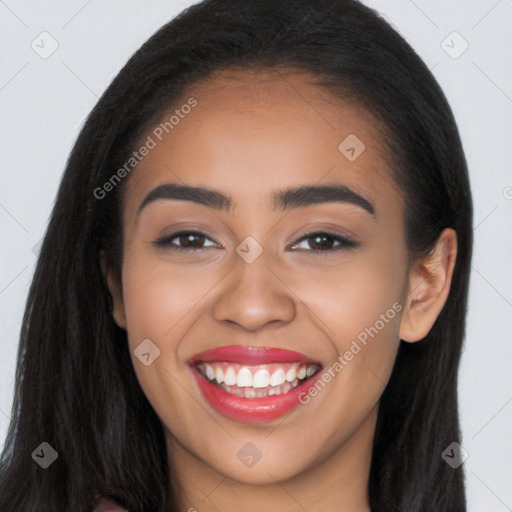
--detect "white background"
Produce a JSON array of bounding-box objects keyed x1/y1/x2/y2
[{"x1": 0, "y1": 1, "x2": 511, "y2": 510}]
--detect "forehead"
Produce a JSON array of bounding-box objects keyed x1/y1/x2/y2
[{"x1": 123, "y1": 67, "x2": 399, "y2": 219}]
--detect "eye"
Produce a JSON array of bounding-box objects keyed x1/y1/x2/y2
[
  {"x1": 290, "y1": 231, "x2": 358, "y2": 252},
  {"x1": 153, "y1": 231, "x2": 220, "y2": 251},
  {"x1": 153, "y1": 230, "x2": 358, "y2": 253}
]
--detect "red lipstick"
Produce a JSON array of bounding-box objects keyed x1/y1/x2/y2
[{"x1": 189, "y1": 345, "x2": 322, "y2": 423}]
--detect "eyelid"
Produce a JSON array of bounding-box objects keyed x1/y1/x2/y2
[
  {"x1": 153, "y1": 230, "x2": 220, "y2": 251},
  {"x1": 153, "y1": 229, "x2": 359, "y2": 252},
  {"x1": 288, "y1": 230, "x2": 358, "y2": 251}
]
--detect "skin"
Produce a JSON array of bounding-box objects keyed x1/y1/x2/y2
[{"x1": 103, "y1": 68, "x2": 457, "y2": 512}]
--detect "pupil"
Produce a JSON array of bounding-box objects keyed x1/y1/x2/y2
[
  {"x1": 181, "y1": 234, "x2": 202, "y2": 247},
  {"x1": 311, "y1": 235, "x2": 332, "y2": 250}
]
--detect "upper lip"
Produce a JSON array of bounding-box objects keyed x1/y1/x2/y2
[{"x1": 189, "y1": 345, "x2": 321, "y2": 366}]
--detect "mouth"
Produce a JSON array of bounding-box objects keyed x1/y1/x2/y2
[{"x1": 189, "y1": 345, "x2": 323, "y2": 423}]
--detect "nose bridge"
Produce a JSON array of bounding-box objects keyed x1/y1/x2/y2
[{"x1": 212, "y1": 241, "x2": 297, "y2": 331}]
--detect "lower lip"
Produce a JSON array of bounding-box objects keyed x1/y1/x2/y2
[{"x1": 191, "y1": 366, "x2": 321, "y2": 423}]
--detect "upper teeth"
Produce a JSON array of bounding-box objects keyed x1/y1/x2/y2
[{"x1": 197, "y1": 362, "x2": 320, "y2": 388}]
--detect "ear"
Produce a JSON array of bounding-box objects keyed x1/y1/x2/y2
[
  {"x1": 100, "y1": 250, "x2": 126, "y2": 329},
  {"x1": 399, "y1": 228, "x2": 457, "y2": 343}
]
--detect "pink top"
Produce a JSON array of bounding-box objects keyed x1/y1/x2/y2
[{"x1": 93, "y1": 496, "x2": 128, "y2": 511}]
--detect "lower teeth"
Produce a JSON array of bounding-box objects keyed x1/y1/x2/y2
[{"x1": 217, "y1": 378, "x2": 303, "y2": 398}]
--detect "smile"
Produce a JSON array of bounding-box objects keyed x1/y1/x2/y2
[
  {"x1": 196, "y1": 362, "x2": 320, "y2": 398},
  {"x1": 189, "y1": 345, "x2": 323, "y2": 423}
]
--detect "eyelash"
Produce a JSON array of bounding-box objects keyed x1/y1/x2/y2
[{"x1": 153, "y1": 230, "x2": 359, "y2": 253}]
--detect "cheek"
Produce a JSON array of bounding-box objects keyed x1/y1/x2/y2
[
  {"x1": 118, "y1": 258, "x2": 208, "y2": 397},
  {"x1": 119, "y1": 257, "x2": 219, "y2": 434},
  {"x1": 120, "y1": 256, "x2": 221, "y2": 341},
  {"x1": 288, "y1": 249, "x2": 405, "y2": 346},
  {"x1": 285, "y1": 262, "x2": 403, "y2": 439},
  {"x1": 287, "y1": 249, "x2": 405, "y2": 402}
]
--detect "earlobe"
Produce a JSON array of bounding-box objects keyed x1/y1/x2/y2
[
  {"x1": 399, "y1": 228, "x2": 457, "y2": 343},
  {"x1": 100, "y1": 251, "x2": 126, "y2": 329}
]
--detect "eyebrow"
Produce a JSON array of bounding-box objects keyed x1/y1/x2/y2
[{"x1": 136, "y1": 182, "x2": 375, "y2": 217}]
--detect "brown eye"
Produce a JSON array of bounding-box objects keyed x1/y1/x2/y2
[
  {"x1": 178, "y1": 233, "x2": 206, "y2": 248},
  {"x1": 307, "y1": 234, "x2": 335, "y2": 250},
  {"x1": 153, "y1": 231, "x2": 218, "y2": 251},
  {"x1": 291, "y1": 231, "x2": 358, "y2": 252}
]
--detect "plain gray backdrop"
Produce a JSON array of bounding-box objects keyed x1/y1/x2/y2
[{"x1": 1, "y1": 1, "x2": 511, "y2": 510}]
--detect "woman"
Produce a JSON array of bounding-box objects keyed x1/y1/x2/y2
[{"x1": 0, "y1": 0, "x2": 472, "y2": 510}]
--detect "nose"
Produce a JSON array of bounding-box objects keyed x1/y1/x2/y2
[{"x1": 212, "y1": 253, "x2": 297, "y2": 333}]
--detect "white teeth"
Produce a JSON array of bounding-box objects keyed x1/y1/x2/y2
[
  {"x1": 219, "y1": 379, "x2": 301, "y2": 398},
  {"x1": 215, "y1": 366, "x2": 224, "y2": 384},
  {"x1": 253, "y1": 369, "x2": 270, "y2": 388},
  {"x1": 270, "y1": 368, "x2": 286, "y2": 386},
  {"x1": 244, "y1": 387, "x2": 255, "y2": 398},
  {"x1": 199, "y1": 362, "x2": 320, "y2": 397},
  {"x1": 224, "y1": 367, "x2": 237, "y2": 386},
  {"x1": 236, "y1": 367, "x2": 253, "y2": 387},
  {"x1": 285, "y1": 368, "x2": 296, "y2": 382},
  {"x1": 205, "y1": 364, "x2": 215, "y2": 381},
  {"x1": 306, "y1": 365, "x2": 316, "y2": 377}
]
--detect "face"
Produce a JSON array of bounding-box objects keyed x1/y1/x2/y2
[{"x1": 106, "y1": 68, "x2": 417, "y2": 492}]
